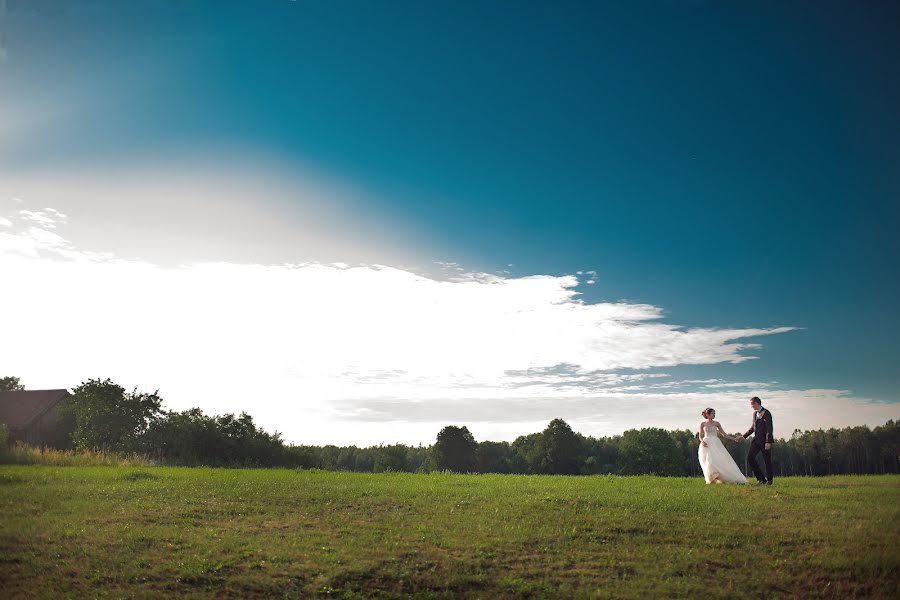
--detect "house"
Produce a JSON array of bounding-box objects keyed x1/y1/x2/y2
[{"x1": 0, "y1": 389, "x2": 75, "y2": 448}]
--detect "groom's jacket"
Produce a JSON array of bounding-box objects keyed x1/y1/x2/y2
[{"x1": 744, "y1": 408, "x2": 774, "y2": 446}]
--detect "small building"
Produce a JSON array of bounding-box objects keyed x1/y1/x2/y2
[{"x1": 0, "y1": 389, "x2": 75, "y2": 448}]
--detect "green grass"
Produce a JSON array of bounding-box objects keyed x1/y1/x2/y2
[{"x1": 1, "y1": 467, "x2": 897, "y2": 598}]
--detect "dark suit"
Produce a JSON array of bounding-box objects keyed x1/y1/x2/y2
[{"x1": 743, "y1": 407, "x2": 774, "y2": 484}]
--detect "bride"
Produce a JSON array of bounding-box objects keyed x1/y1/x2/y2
[{"x1": 698, "y1": 408, "x2": 747, "y2": 484}]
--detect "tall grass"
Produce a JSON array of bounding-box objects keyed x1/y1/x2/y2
[{"x1": 0, "y1": 441, "x2": 157, "y2": 467}]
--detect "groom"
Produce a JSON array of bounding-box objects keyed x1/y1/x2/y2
[{"x1": 741, "y1": 396, "x2": 774, "y2": 485}]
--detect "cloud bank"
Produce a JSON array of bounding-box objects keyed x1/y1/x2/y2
[{"x1": 1, "y1": 207, "x2": 896, "y2": 445}]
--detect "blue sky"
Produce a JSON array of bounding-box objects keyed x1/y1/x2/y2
[{"x1": 1, "y1": 1, "x2": 898, "y2": 444}]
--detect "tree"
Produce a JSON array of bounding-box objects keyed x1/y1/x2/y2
[
  {"x1": 64, "y1": 378, "x2": 163, "y2": 452},
  {"x1": 373, "y1": 444, "x2": 410, "y2": 472},
  {"x1": 406, "y1": 445, "x2": 429, "y2": 473},
  {"x1": 581, "y1": 434, "x2": 620, "y2": 474},
  {"x1": 0, "y1": 376, "x2": 24, "y2": 392},
  {"x1": 143, "y1": 407, "x2": 284, "y2": 466},
  {"x1": 874, "y1": 420, "x2": 900, "y2": 473},
  {"x1": 432, "y1": 425, "x2": 477, "y2": 472},
  {"x1": 476, "y1": 440, "x2": 515, "y2": 473},
  {"x1": 540, "y1": 418, "x2": 583, "y2": 474},
  {"x1": 618, "y1": 427, "x2": 683, "y2": 476},
  {"x1": 511, "y1": 432, "x2": 544, "y2": 474}
]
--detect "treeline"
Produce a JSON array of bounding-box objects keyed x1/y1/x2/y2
[
  {"x1": 284, "y1": 421, "x2": 900, "y2": 477},
  {"x1": 2, "y1": 377, "x2": 898, "y2": 475},
  {"x1": 770, "y1": 424, "x2": 900, "y2": 476}
]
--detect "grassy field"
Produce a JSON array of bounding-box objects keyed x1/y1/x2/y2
[{"x1": 1, "y1": 467, "x2": 898, "y2": 599}]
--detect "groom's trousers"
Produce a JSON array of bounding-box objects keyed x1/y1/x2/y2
[{"x1": 748, "y1": 443, "x2": 773, "y2": 484}]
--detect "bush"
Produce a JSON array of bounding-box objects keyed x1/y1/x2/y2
[{"x1": 142, "y1": 408, "x2": 285, "y2": 467}]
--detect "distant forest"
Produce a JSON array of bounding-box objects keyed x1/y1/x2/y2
[{"x1": 2, "y1": 377, "x2": 898, "y2": 476}]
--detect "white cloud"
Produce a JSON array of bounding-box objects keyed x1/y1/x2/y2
[
  {"x1": 0, "y1": 216, "x2": 11, "y2": 227},
  {"x1": 1, "y1": 215, "x2": 896, "y2": 446},
  {"x1": 332, "y1": 388, "x2": 900, "y2": 442},
  {"x1": 18, "y1": 209, "x2": 66, "y2": 229}
]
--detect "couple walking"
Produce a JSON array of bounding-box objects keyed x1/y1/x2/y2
[{"x1": 698, "y1": 396, "x2": 774, "y2": 485}]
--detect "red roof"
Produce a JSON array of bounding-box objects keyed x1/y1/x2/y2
[{"x1": 0, "y1": 389, "x2": 70, "y2": 429}]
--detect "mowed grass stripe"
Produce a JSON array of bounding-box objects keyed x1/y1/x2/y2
[{"x1": 0, "y1": 467, "x2": 897, "y2": 598}]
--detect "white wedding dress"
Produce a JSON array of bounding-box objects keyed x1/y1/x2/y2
[{"x1": 698, "y1": 424, "x2": 747, "y2": 484}]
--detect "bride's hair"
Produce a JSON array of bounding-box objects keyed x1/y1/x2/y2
[{"x1": 701, "y1": 407, "x2": 715, "y2": 418}]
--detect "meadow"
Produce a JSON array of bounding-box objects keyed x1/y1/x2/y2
[{"x1": 1, "y1": 466, "x2": 898, "y2": 599}]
